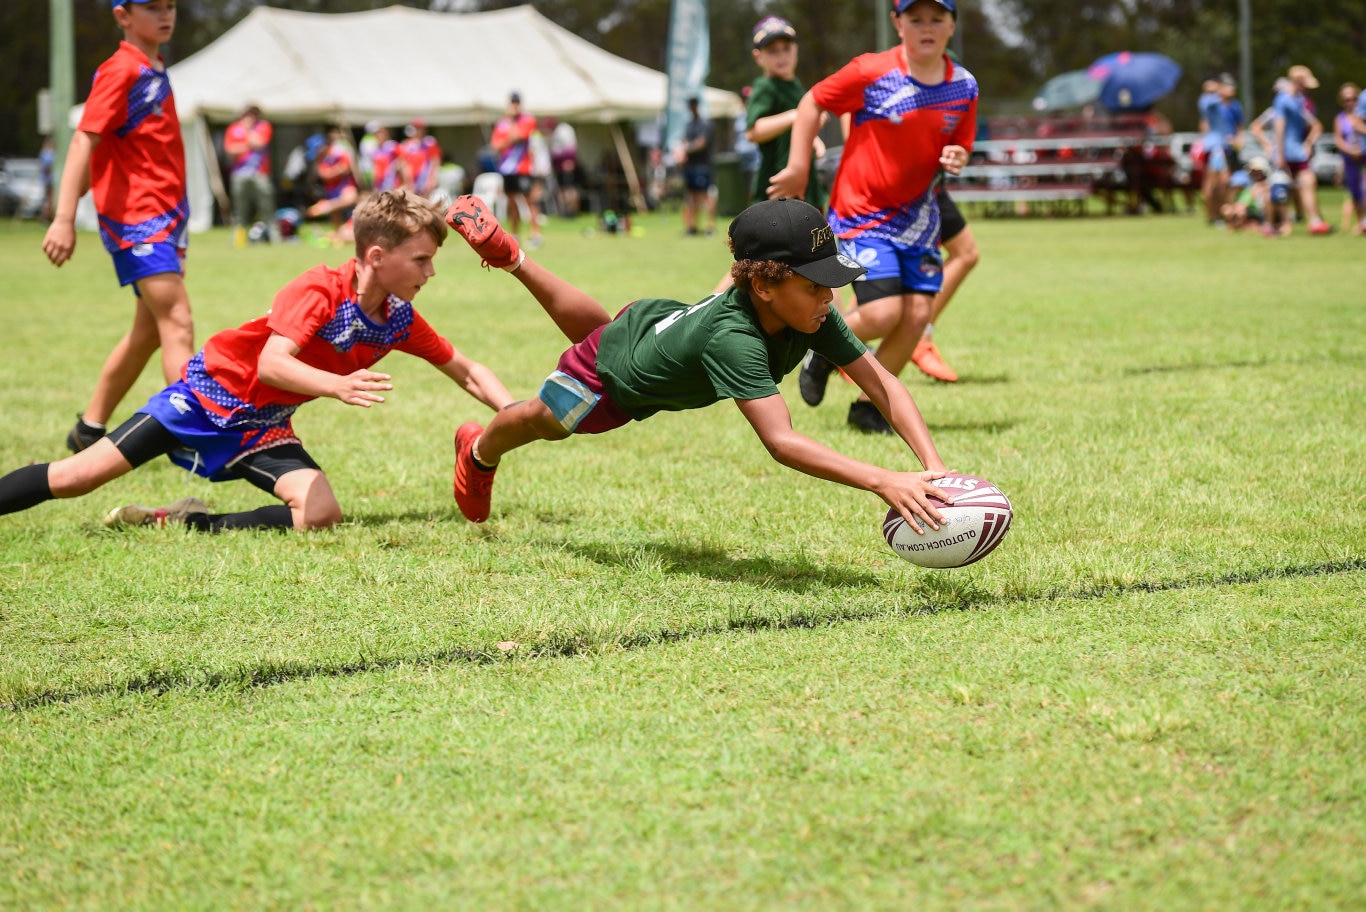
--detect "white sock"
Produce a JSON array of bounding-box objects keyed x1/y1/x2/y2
[{"x1": 502, "y1": 250, "x2": 526, "y2": 273}]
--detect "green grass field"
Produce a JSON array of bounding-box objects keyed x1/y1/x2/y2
[{"x1": 1, "y1": 200, "x2": 1363, "y2": 910}]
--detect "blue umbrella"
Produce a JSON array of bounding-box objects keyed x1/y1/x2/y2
[
  {"x1": 1031, "y1": 69, "x2": 1104, "y2": 111},
  {"x1": 1088, "y1": 52, "x2": 1182, "y2": 111}
]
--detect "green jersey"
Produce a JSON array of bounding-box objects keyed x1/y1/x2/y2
[
  {"x1": 596, "y1": 286, "x2": 865, "y2": 421},
  {"x1": 748, "y1": 75, "x2": 826, "y2": 210}
]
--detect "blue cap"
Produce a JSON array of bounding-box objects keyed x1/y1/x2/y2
[
  {"x1": 111, "y1": 0, "x2": 152, "y2": 7},
  {"x1": 894, "y1": 0, "x2": 957, "y2": 17}
]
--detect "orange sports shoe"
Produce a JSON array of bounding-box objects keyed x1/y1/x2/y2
[
  {"x1": 445, "y1": 195, "x2": 522, "y2": 269},
  {"x1": 453, "y1": 421, "x2": 497, "y2": 523},
  {"x1": 912, "y1": 339, "x2": 958, "y2": 383}
]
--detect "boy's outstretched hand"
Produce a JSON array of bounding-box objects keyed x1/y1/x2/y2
[
  {"x1": 335, "y1": 369, "x2": 393, "y2": 407},
  {"x1": 881, "y1": 470, "x2": 954, "y2": 534}
]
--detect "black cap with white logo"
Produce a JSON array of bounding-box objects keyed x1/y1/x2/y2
[{"x1": 728, "y1": 198, "x2": 866, "y2": 288}]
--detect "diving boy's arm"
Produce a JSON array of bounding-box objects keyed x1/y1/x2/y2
[
  {"x1": 841, "y1": 352, "x2": 947, "y2": 472},
  {"x1": 257, "y1": 332, "x2": 393, "y2": 407},
  {"x1": 433, "y1": 350, "x2": 514, "y2": 412},
  {"x1": 734, "y1": 389, "x2": 949, "y2": 530},
  {"x1": 766, "y1": 92, "x2": 825, "y2": 200}
]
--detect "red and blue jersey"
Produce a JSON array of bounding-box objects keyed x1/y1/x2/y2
[
  {"x1": 318, "y1": 142, "x2": 358, "y2": 200},
  {"x1": 372, "y1": 139, "x2": 403, "y2": 191},
  {"x1": 78, "y1": 41, "x2": 188, "y2": 252},
  {"x1": 183, "y1": 259, "x2": 455, "y2": 429},
  {"x1": 813, "y1": 49, "x2": 977, "y2": 248},
  {"x1": 492, "y1": 114, "x2": 536, "y2": 177},
  {"x1": 401, "y1": 135, "x2": 441, "y2": 192},
  {"x1": 224, "y1": 118, "x2": 272, "y2": 178}
]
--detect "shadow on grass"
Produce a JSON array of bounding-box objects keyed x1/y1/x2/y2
[
  {"x1": 563, "y1": 539, "x2": 881, "y2": 591},
  {"x1": 1123, "y1": 358, "x2": 1272, "y2": 375},
  {"x1": 934, "y1": 420, "x2": 1019, "y2": 434},
  {"x1": 6, "y1": 557, "x2": 1363, "y2": 713},
  {"x1": 952, "y1": 373, "x2": 1011, "y2": 385}
]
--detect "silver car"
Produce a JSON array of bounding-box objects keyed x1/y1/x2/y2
[{"x1": 0, "y1": 158, "x2": 47, "y2": 219}]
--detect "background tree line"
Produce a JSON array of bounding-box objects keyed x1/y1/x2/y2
[{"x1": 3, "y1": 0, "x2": 1364, "y2": 155}]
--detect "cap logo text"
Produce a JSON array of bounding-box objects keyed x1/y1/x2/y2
[{"x1": 810, "y1": 225, "x2": 834, "y2": 252}]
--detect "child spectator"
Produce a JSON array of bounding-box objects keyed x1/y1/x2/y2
[
  {"x1": 712, "y1": 15, "x2": 827, "y2": 294},
  {"x1": 491, "y1": 93, "x2": 542, "y2": 247},
  {"x1": 1273, "y1": 65, "x2": 1332, "y2": 235},
  {"x1": 770, "y1": 0, "x2": 978, "y2": 433},
  {"x1": 678, "y1": 96, "x2": 717, "y2": 237},
  {"x1": 1, "y1": 191, "x2": 513, "y2": 532},
  {"x1": 41, "y1": 0, "x2": 195, "y2": 454},
  {"x1": 370, "y1": 125, "x2": 409, "y2": 194},
  {"x1": 223, "y1": 104, "x2": 274, "y2": 248},
  {"x1": 1220, "y1": 157, "x2": 1271, "y2": 233},
  {"x1": 401, "y1": 118, "x2": 442, "y2": 198},
  {"x1": 443, "y1": 194, "x2": 954, "y2": 532},
  {"x1": 305, "y1": 125, "x2": 359, "y2": 230}
]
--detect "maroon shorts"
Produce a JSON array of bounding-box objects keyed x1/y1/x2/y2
[{"x1": 554, "y1": 322, "x2": 633, "y2": 434}]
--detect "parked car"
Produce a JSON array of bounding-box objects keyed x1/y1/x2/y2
[
  {"x1": 0, "y1": 157, "x2": 46, "y2": 219},
  {"x1": 1309, "y1": 135, "x2": 1343, "y2": 186}
]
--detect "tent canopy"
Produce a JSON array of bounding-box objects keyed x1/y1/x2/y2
[{"x1": 168, "y1": 5, "x2": 742, "y2": 126}]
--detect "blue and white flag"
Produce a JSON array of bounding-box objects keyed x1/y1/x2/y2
[{"x1": 663, "y1": 0, "x2": 709, "y2": 155}]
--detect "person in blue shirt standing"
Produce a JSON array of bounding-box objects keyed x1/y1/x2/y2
[
  {"x1": 1273, "y1": 64, "x2": 1331, "y2": 235},
  {"x1": 1198, "y1": 75, "x2": 1232, "y2": 225},
  {"x1": 1217, "y1": 74, "x2": 1246, "y2": 169}
]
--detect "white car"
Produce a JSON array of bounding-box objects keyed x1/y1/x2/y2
[{"x1": 1309, "y1": 135, "x2": 1343, "y2": 186}]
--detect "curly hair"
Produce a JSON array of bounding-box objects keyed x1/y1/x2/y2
[
  {"x1": 727, "y1": 238, "x2": 796, "y2": 292},
  {"x1": 352, "y1": 189, "x2": 448, "y2": 256}
]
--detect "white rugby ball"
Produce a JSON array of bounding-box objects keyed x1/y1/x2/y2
[{"x1": 882, "y1": 474, "x2": 1013, "y2": 569}]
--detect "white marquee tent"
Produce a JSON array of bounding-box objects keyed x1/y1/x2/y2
[{"x1": 97, "y1": 5, "x2": 743, "y2": 230}]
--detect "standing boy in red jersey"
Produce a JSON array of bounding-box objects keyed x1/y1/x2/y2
[
  {"x1": 769, "y1": 0, "x2": 977, "y2": 434},
  {"x1": 2, "y1": 191, "x2": 513, "y2": 533},
  {"x1": 42, "y1": 0, "x2": 196, "y2": 454}
]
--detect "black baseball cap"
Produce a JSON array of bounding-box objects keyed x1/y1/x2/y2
[
  {"x1": 753, "y1": 16, "x2": 797, "y2": 49},
  {"x1": 729, "y1": 199, "x2": 866, "y2": 288}
]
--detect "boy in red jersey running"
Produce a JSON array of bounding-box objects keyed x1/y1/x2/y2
[
  {"x1": 444, "y1": 194, "x2": 954, "y2": 532},
  {"x1": 769, "y1": 0, "x2": 977, "y2": 433},
  {"x1": 43, "y1": 0, "x2": 196, "y2": 454},
  {"x1": 2, "y1": 191, "x2": 513, "y2": 532}
]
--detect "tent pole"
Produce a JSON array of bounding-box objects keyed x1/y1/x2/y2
[
  {"x1": 610, "y1": 122, "x2": 647, "y2": 213},
  {"x1": 198, "y1": 117, "x2": 231, "y2": 222}
]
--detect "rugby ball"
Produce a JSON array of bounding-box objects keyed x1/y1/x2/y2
[{"x1": 882, "y1": 474, "x2": 1013, "y2": 569}]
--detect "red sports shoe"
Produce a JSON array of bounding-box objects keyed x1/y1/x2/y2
[
  {"x1": 912, "y1": 340, "x2": 958, "y2": 383},
  {"x1": 445, "y1": 195, "x2": 522, "y2": 269},
  {"x1": 1307, "y1": 220, "x2": 1333, "y2": 236},
  {"x1": 453, "y1": 421, "x2": 497, "y2": 523}
]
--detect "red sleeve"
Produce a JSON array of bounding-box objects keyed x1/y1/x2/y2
[
  {"x1": 811, "y1": 54, "x2": 880, "y2": 118},
  {"x1": 267, "y1": 266, "x2": 342, "y2": 350},
  {"x1": 399, "y1": 310, "x2": 457, "y2": 365},
  {"x1": 77, "y1": 52, "x2": 130, "y2": 137}
]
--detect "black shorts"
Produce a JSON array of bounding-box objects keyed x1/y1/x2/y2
[
  {"x1": 939, "y1": 188, "x2": 967, "y2": 243},
  {"x1": 503, "y1": 173, "x2": 533, "y2": 196},
  {"x1": 109, "y1": 414, "x2": 321, "y2": 496}
]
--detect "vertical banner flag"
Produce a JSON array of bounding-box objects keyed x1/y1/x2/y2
[{"x1": 663, "y1": 0, "x2": 709, "y2": 157}]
